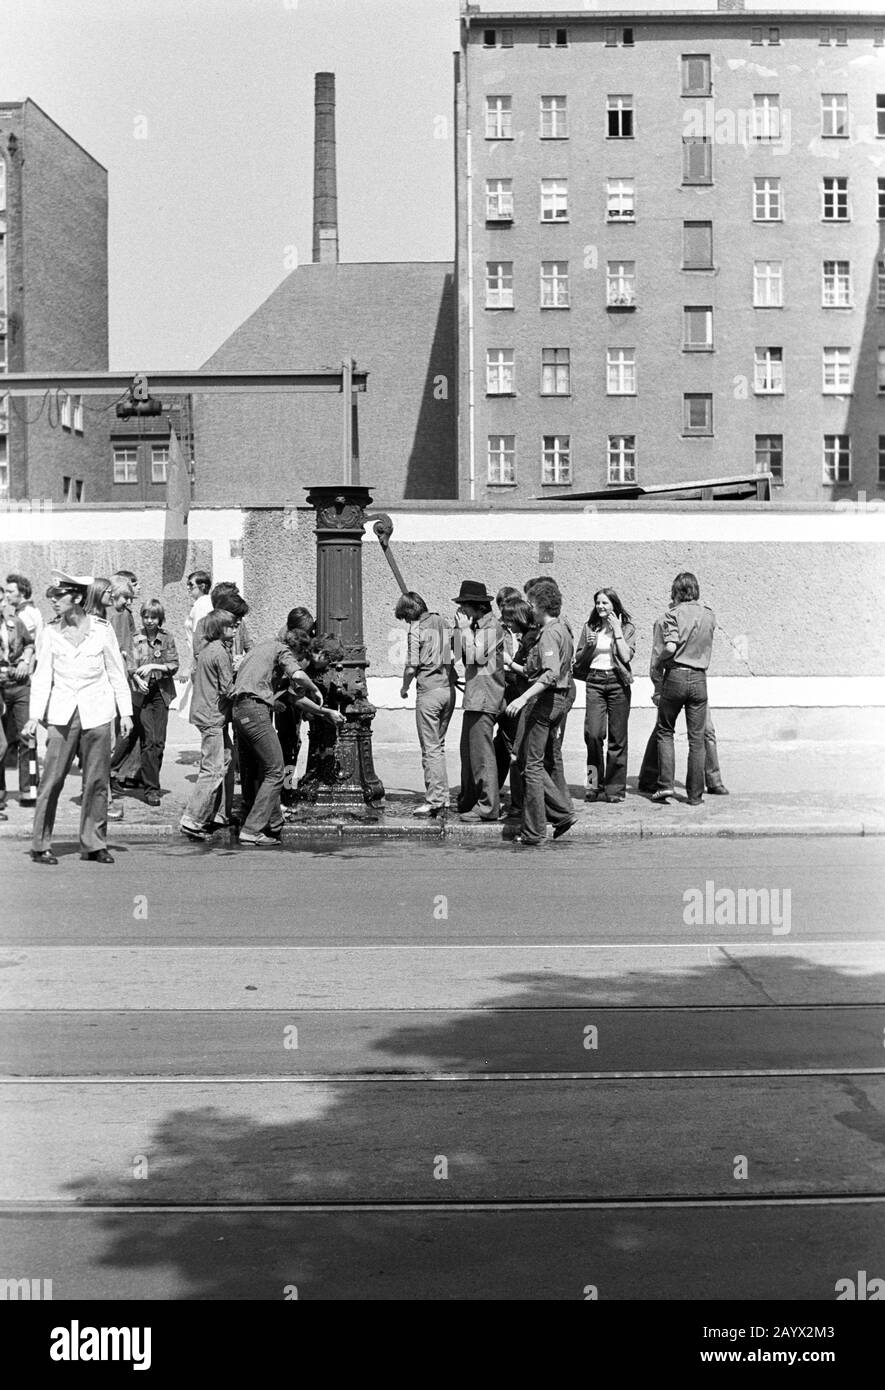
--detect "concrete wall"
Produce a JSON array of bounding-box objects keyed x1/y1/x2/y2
[
  {"x1": 3, "y1": 502, "x2": 883, "y2": 706},
  {"x1": 457, "y1": 13, "x2": 885, "y2": 503}
]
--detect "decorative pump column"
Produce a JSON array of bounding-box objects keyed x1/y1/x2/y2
[{"x1": 301, "y1": 485, "x2": 385, "y2": 815}]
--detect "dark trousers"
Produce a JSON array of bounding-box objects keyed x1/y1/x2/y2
[
  {"x1": 458, "y1": 710, "x2": 500, "y2": 818},
  {"x1": 583, "y1": 672, "x2": 631, "y2": 797},
  {"x1": 233, "y1": 696, "x2": 285, "y2": 836},
  {"x1": 639, "y1": 708, "x2": 724, "y2": 792},
  {"x1": 138, "y1": 688, "x2": 169, "y2": 790},
  {"x1": 656, "y1": 667, "x2": 709, "y2": 802},
  {"x1": 110, "y1": 696, "x2": 143, "y2": 781},
  {"x1": 519, "y1": 689, "x2": 574, "y2": 843},
  {"x1": 276, "y1": 694, "x2": 303, "y2": 805},
  {"x1": 494, "y1": 710, "x2": 524, "y2": 813},
  {"x1": 0, "y1": 680, "x2": 33, "y2": 803},
  {"x1": 31, "y1": 713, "x2": 112, "y2": 853}
]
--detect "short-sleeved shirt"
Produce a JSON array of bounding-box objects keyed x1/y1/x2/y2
[
  {"x1": 525, "y1": 616, "x2": 574, "y2": 690},
  {"x1": 459, "y1": 612, "x2": 506, "y2": 714},
  {"x1": 661, "y1": 600, "x2": 716, "y2": 670},
  {"x1": 407, "y1": 612, "x2": 455, "y2": 694},
  {"x1": 233, "y1": 639, "x2": 306, "y2": 709}
]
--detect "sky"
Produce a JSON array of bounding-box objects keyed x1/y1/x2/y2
[{"x1": 2, "y1": 0, "x2": 871, "y2": 371}]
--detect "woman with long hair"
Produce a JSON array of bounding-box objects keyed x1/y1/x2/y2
[{"x1": 574, "y1": 588, "x2": 636, "y2": 803}]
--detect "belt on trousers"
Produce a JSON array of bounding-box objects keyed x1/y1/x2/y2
[{"x1": 669, "y1": 663, "x2": 706, "y2": 671}]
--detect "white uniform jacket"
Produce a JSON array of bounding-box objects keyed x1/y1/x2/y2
[{"x1": 29, "y1": 617, "x2": 133, "y2": 730}]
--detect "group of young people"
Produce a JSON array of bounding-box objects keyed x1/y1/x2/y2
[{"x1": 394, "y1": 570, "x2": 728, "y2": 846}]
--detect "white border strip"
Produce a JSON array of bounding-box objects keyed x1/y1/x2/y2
[{"x1": 368, "y1": 676, "x2": 885, "y2": 709}]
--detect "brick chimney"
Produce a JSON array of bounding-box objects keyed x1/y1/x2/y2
[{"x1": 313, "y1": 72, "x2": 339, "y2": 264}]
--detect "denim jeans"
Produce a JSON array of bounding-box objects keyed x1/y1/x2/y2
[
  {"x1": 233, "y1": 697, "x2": 286, "y2": 835},
  {"x1": 494, "y1": 708, "x2": 524, "y2": 813},
  {"x1": 583, "y1": 672, "x2": 631, "y2": 797},
  {"x1": 184, "y1": 726, "x2": 232, "y2": 828},
  {"x1": 656, "y1": 667, "x2": 708, "y2": 801},
  {"x1": 519, "y1": 689, "x2": 574, "y2": 843},
  {"x1": 0, "y1": 681, "x2": 34, "y2": 803},
  {"x1": 138, "y1": 687, "x2": 169, "y2": 791},
  {"x1": 639, "y1": 709, "x2": 723, "y2": 792},
  {"x1": 415, "y1": 684, "x2": 455, "y2": 808}
]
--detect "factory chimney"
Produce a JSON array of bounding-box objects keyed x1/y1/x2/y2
[{"x1": 313, "y1": 72, "x2": 339, "y2": 264}]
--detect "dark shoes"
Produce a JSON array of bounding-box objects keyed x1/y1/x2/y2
[
  {"x1": 30, "y1": 850, "x2": 58, "y2": 865},
  {"x1": 143, "y1": 790, "x2": 161, "y2": 807},
  {"x1": 81, "y1": 849, "x2": 114, "y2": 863},
  {"x1": 706, "y1": 784, "x2": 730, "y2": 795},
  {"x1": 552, "y1": 815, "x2": 578, "y2": 840},
  {"x1": 686, "y1": 798, "x2": 704, "y2": 807},
  {"x1": 584, "y1": 789, "x2": 600, "y2": 802}
]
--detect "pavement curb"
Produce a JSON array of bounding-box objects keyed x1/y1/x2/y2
[{"x1": 1, "y1": 817, "x2": 882, "y2": 844}]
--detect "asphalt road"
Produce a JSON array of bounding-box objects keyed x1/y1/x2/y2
[{"x1": 1, "y1": 836, "x2": 883, "y2": 1300}]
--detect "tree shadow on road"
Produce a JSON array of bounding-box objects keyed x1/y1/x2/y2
[{"x1": 24, "y1": 948, "x2": 885, "y2": 1299}]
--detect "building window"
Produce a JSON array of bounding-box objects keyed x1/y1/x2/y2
[
  {"x1": 822, "y1": 261, "x2": 851, "y2": 308},
  {"x1": 751, "y1": 27, "x2": 763, "y2": 46},
  {"x1": 878, "y1": 347, "x2": 885, "y2": 393},
  {"x1": 539, "y1": 27, "x2": 568, "y2": 48},
  {"x1": 819, "y1": 27, "x2": 831, "y2": 45},
  {"x1": 823, "y1": 176, "x2": 849, "y2": 221},
  {"x1": 876, "y1": 29, "x2": 884, "y2": 48},
  {"x1": 61, "y1": 395, "x2": 73, "y2": 431},
  {"x1": 754, "y1": 347, "x2": 784, "y2": 394},
  {"x1": 606, "y1": 260, "x2": 636, "y2": 307},
  {"x1": 835, "y1": 28, "x2": 847, "y2": 46},
  {"x1": 63, "y1": 476, "x2": 84, "y2": 503},
  {"x1": 606, "y1": 177, "x2": 635, "y2": 220},
  {"x1": 877, "y1": 95, "x2": 885, "y2": 137},
  {"x1": 483, "y1": 28, "x2": 512, "y2": 48},
  {"x1": 486, "y1": 348, "x2": 515, "y2": 395},
  {"x1": 684, "y1": 394, "x2": 713, "y2": 435},
  {"x1": 823, "y1": 435, "x2": 851, "y2": 483},
  {"x1": 879, "y1": 436, "x2": 885, "y2": 486},
  {"x1": 541, "y1": 347, "x2": 570, "y2": 395},
  {"x1": 878, "y1": 178, "x2": 885, "y2": 220},
  {"x1": 682, "y1": 55, "x2": 711, "y2": 96},
  {"x1": 752, "y1": 94, "x2": 781, "y2": 142},
  {"x1": 683, "y1": 221, "x2": 713, "y2": 270},
  {"x1": 684, "y1": 306, "x2": 713, "y2": 351},
  {"x1": 542, "y1": 435, "x2": 571, "y2": 485},
  {"x1": 608, "y1": 435, "x2": 636, "y2": 484},
  {"x1": 769, "y1": 27, "x2": 781, "y2": 45},
  {"x1": 486, "y1": 261, "x2": 514, "y2": 308},
  {"x1": 823, "y1": 347, "x2": 852, "y2": 393},
  {"x1": 483, "y1": 29, "x2": 495, "y2": 48},
  {"x1": 540, "y1": 96, "x2": 567, "y2": 138},
  {"x1": 488, "y1": 435, "x2": 516, "y2": 485},
  {"x1": 607, "y1": 348, "x2": 636, "y2": 395},
  {"x1": 485, "y1": 97, "x2": 512, "y2": 140},
  {"x1": 821, "y1": 93, "x2": 849, "y2": 138},
  {"x1": 151, "y1": 445, "x2": 169, "y2": 482},
  {"x1": 540, "y1": 178, "x2": 568, "y2": 221},
  {"x1": 486, "y1": 179, "x2": 513, "y2": 221},
  {"x1": 605, "y1": 27, "x2": 633, "y2": 48},
  {"x1": 682, "y1": 137, "x2": 712, "y2": 185},
  {"x1": 607, "y1": 94, "x2": 634, "y2": 138},
  {"x1": 113, "y1": 447, "x2": 138, "y2": 484},
  {"x1": 754, "y1": 177, "x2": 782, "y2": 221},
  {"x1": 878, "y1": 258, "x2": 885, "y2": 309},
  {"x1": 541, "y1": 261, "x2": 569, "y2": 307},
  {"x1": 754, "y1": 260, "x2": 783, "y2": 307},
  {"x1": 755, "y1": 434, "x2": 783, "y2": 483}
]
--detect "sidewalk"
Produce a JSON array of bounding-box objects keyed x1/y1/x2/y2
[{"x1": 1, "y1": 708, "x2": 883, "y2": 841}]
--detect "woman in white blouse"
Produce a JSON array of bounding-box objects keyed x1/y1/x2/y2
[{"x1": 22, "y1": 574, "x2": 133, "y2": 865}]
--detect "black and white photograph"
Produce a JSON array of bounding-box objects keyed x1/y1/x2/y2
[{"x1": 1, "y1": 0, "x2": 883, "y2": 1345}]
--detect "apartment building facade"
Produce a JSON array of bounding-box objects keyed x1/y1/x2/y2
[
  {"x1": 455, "y1": 6, "x2": 885, "y2": 501},
  {"x1": 0, "y1": 100, "x2": 112, "y2": 504}
]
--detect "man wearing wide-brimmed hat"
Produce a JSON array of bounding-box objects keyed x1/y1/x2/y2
[{"x1": 452, "y1": 580, "x2": 506, "y2": 822}]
